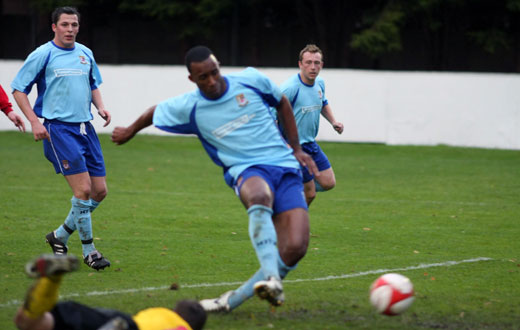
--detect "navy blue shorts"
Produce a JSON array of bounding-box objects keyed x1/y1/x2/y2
[
  {"x1": 51, "y1": 301, "x2": 138, "y2": 330},
  {"x1": 235, "y1": 165, "x2": 307, "y2": 215},
  {"x1": 43, "y1": 120, "x2": 106, "y2": 176},
  {"x1": 300, "y1": 141, "x2": 331, "y2": 183}
]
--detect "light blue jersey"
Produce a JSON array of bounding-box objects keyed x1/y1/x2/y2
[
  {"x1": 154, "y1": 67, "x2": 299, "y2": 186},
  {"x1": 11, "y1": 41, "x2": 102, "y2": 123},
  {"x1": 281, "y1": 73, "x2": 328, "y2": 144}
]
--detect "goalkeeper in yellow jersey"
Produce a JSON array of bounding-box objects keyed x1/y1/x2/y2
[{"x1": 14, "y1": 254, "x2": 207, "y2": 330}]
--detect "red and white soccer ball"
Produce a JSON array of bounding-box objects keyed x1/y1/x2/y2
[{"x1": 369, "y1": 273, "x2": 415, "y2": 316}]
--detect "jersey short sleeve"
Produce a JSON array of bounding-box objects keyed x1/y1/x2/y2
[
  {"x1": 153, "y1": 91, "x2": 198, "y2": 134},
  {"x1": 280, "y1": 75, "x2": 300, "y2": 107},
  {"x1": 11, "y1": 43, "x2": 52, "y2": 95}
]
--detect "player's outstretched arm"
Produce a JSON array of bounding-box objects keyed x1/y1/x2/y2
[
  {"x1": 276, "y1": 96, "x2": 319, "y2": 177},
  {"x1": 111, "y1": 105, "x2": 156, "y2": 145},
  {"x1": 321, "y1": 104, "x2": 344, "y2": 134}
]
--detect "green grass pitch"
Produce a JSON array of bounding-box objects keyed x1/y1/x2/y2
[{"x1": 1, "y1": 131, "x2": 519, "y2": 329}]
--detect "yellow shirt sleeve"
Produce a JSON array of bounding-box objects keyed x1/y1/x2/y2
[{"x1": 132, "y1": 307, "x2": 192, "y2": 330}]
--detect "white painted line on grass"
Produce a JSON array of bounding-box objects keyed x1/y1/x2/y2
[
  {"x1": 0, "y1": 257, "x2": 492, "y2": 308},
  {"x1": 283, "y1": 257, "x2": 492, "y2": 283}
]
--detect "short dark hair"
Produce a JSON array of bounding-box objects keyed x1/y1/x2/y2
[
  {"x1": 174, "y1": 300, "x2": 207, "y2": 330},
  {"x1": 185, "y1": 46, "x2": 213, "y2": 72},
  {"x1": 299, "y1": 44, "x2": 323, "y2": 62},
  {"x1": 52, "y1": 7, "x2": 80, "y2": 25}
]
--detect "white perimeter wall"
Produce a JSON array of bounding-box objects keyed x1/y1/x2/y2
[{"x1": 1, "y1": 59, "x2": 519, "y2": 150}]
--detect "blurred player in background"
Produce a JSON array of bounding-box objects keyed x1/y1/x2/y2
[
  {"x1": 11, "y1": 6, "x2": 111, "y2": 270},
  {"x1": 280, "y1": 44, "x2": 344, "y2": 206},
  {"x1": 1, "y1": 84, "x2": 25, "y2": 132},
  {"x1": 14, "y1": 254, "x2": 207, "y2": 330},
  {"x1": 111, "y1": 46, "x2": 318, "y2": 312}
]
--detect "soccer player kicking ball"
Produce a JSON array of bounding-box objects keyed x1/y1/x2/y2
[
  {"x1": 14, "y1": 254, "x2": 207, "y2": 330},
  {"x1": 111, "y1": 46, "x2": 319, "y2": 312}
]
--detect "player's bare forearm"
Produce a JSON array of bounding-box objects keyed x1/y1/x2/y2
[
  {"x1": 13, "y1": 91, "x2": 36, "y2": 122},
  {"x1": 111, "y1": 105, "x2": 156, "y2": 145},
  {"x1": 276, "y1": 96, "x2": 302, "y2": 152},
  {"x1": 91, "y1": 89, "x2": 111, "y2": 126},
  {"x1": 277, "y1": 96, "x2": 319, "y2": 176},
  {"x1": 13, "y1": 90, "x2": 48, "y2": 141},
  {"x1": 321, "y1": 104, "x2": 344, "y2": 134}
]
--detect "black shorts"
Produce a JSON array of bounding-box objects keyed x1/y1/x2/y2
[{"x1": 51, "y1": 301, "x2": 138, "y2": 330}]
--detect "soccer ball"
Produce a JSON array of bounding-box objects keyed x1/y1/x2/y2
[{"x1": 369, "y1": 273, "x2": 415, "y2": 316}]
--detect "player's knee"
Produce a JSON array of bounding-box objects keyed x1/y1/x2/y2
[
  {"x1": 321, "y1": 179, "x2": 335, "y2": 191},
  {"x1": 92, "y1": 186, "x2": 107, "y2": 202},
  {"x1": 73, "y1": 186, "x2": 91, "y2": 201},
  {"x1": 316, "y1": 176, "x2": 335, "y2": 191},
  {"x1": 316, "y1": 168, "x2": 336, "y2": 191},
  {"x1": 248, "y1": 191, "x2": 271, "y2": 207}
]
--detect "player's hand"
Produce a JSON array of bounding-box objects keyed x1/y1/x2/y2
[
  {"x1": 98, "y1": 109, "x2": 111, "y2": 127},
  {"x1": 8, "y1": 112, "x2": 26, "y2": 132},
  {"x1": 111, "y1": 126, "x2": 135, "y2": 145},
  {"x1": 333, "y1": 121, "x2": 344, "y2": 134},
  {"x1": 293, "y1": 149, "x2": 320, "y2": 177},
  {"x1": 30, "y1": 121, "x2": 49, "y2": 141}
]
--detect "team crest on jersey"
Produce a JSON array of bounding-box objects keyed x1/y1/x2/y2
[
  {"x1": 318, "y1": 90, "x2": 322, "y2": 99},
  {"x1": 79, "y1": 56, "x2": 87, "y2": 64},
  {"x1": 235, "y1": 94, "x2": 249, "y2": 107},
  {"x1": 62, "y1": 160, "x2": 70, "y2": 170}
]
